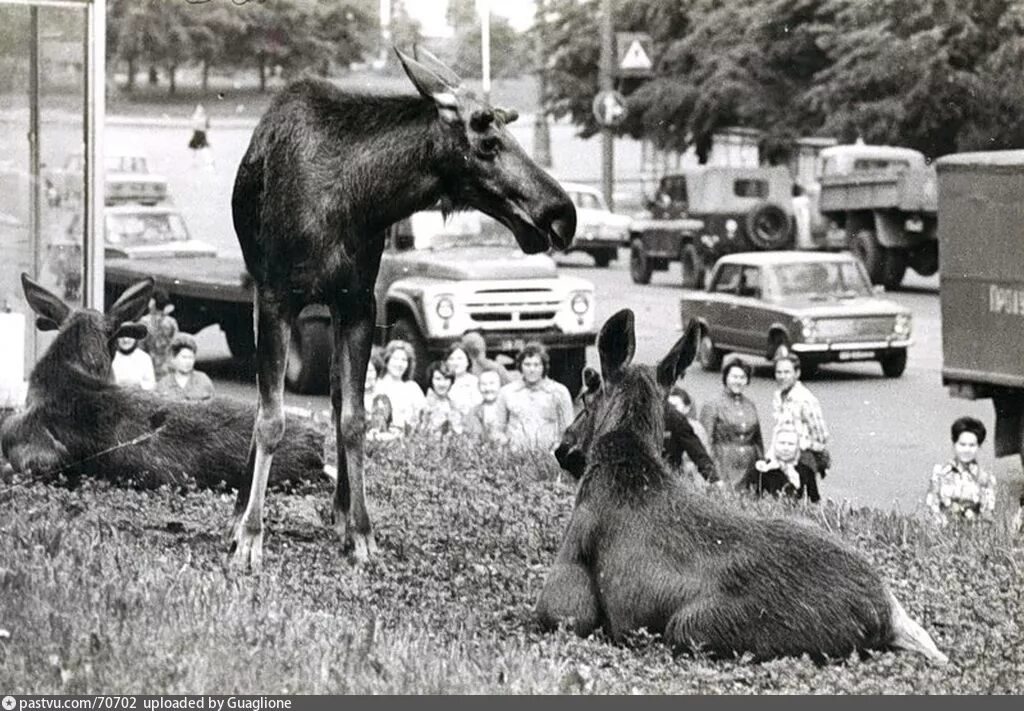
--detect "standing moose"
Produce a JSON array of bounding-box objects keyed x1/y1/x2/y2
[
  {"x1": 538, "y1": 309, "x2": 948, "y2": 664},
  {"x1": 230, "y1": 48, "x2": 576, "y2": 567}
]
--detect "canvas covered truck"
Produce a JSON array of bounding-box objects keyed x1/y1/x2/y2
[
  {"x1": 812, "y1": 143, "x2": 938, "y2": 290},
  {"x1": 936, "y1": 150, "x2": 1024, "y2": 467}
]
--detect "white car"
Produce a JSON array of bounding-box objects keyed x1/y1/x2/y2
[
  {"x1": 559, "y1": 181, "x2": 633, "y2": 267},
  {"x1": 51, "y1": 152, "x2": 169, "y2": 207}
]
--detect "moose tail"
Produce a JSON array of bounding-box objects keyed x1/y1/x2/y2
[{"x1": 888, "y1": 592, "x2": 949, "y2": 664}]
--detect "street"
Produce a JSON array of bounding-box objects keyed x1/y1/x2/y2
[{"x1": 90, "y1": 120, "x2": 1020, "y2": 514}]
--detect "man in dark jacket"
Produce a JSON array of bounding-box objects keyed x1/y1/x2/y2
[{"x1": 663, "y1": 392, "x2": 719, "y2": 484}]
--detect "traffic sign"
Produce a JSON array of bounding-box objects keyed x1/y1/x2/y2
[
  {"x1": 616, "y1": 32, "x2": 653, "y2": 77},
  {"x1": 592, "y1": 90, "x2": 628, "y2": 128}
]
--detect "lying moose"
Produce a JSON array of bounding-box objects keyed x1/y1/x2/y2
[
  {"x1": 1, "y1": 275, "x2": 325, "y2": 491},
  {"x1": 537, "y1": 309, "x2": 948, "y2": 664}
]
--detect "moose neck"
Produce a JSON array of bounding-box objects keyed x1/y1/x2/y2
[{"x1": 29, "y1": 320, "x2": 114, "y2": 401}]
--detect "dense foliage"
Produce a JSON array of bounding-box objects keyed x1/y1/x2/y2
[{"x1": 1, "y1": 435, "x2": 1021, "y2": 693}]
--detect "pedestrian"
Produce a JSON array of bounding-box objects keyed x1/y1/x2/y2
[
  {"x1": 699, "y1": 356, "x2": 764, "y2": 487},
  {"x1": 112, "y1": 335, "x2": 156, "y2": 391},
  {"x1": 419, "y1": 361, "x2": 462, "y2": 436},
  {"x1": 771, "y1": 353, "x2": 831, "y2": 484},
  {"x1": 460, "y1": 331, "x2": 513, "y2": 386},
  {"x1": 464, "y1": 368, "x2": 508, "y2": 445},
  {"x1": 925, "y1": 416, "x2": 996, "y2": 527},
  {"x1": 498, "y1": 342, "x2": 574, "y2": 452},
  {"x1": 139, "y1": 287, "x2": 179, "y2": 379},
  {"x1": 742, "y1": 423, "x2": 820, "y2": 502},
  {"x1": 188, "y1": 104, "x2": 215, "y2": 167},
  {"x1": 663, "y1": 385, "x2": 718, "y2": 484},
  {"x1": 375, "y1": 340, "x2": 426, "y2": 434},
  {"x1": 445, "y1": 342, "x2": 482, "y2": 417},
  {"x1": 157, "y1": 333, "x2": 215, "y2": 402}
]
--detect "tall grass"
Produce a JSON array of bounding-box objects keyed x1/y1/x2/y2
[{"x1": 1, "y1": 437, "x2": 1021, "y2": 694}]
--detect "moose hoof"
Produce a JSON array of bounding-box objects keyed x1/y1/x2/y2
[
  {"x1": 348, "y1": 531, "x2": 378, "y2": 565},
  {"x1": 230, "y1": 528, "x2": 264, "y2": 572}
]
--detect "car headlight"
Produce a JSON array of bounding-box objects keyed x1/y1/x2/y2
[
  {"x1": 893, "y1": 313, "x2": 912, "y2": 337},
  {"x1": 571, "y1": 293, "x2": 590, "y2": 315},
  {"x1": 725, "y1": 219, "x2": 739, "y2": 238},
  {"x1": 436, "y1": 296, "x2": 455, "y2": 320},
  {"x1": 800, "y1": 317, "x2": 817, "y2": 341}
]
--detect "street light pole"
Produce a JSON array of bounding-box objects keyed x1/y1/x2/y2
[
  {"x1": 533, "y1": 1, "x2": 551, "y2": 167},
  {"x1": 600, "y1": 0, "x2": 615, "y2": 210},
  {"x1": 480, "y1": 0, "x2": 491, "y2": 104}
]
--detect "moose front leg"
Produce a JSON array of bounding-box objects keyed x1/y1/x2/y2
[
  {"x1": 231, "y1": 295, "x2": 292, "y2": 571},
  {"x1": 329, "y1": 297, "x2": 377, "y2": 563},
  {"x1": 535, "y1": 512, "x2": 601, "y2": 636}
]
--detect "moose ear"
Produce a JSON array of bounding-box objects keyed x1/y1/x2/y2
[
  {"x1": 114, "y1": 322, "x2": 148, "y2": 341},
  {"x1": 657, "y1": 318, "x2": 700, "y2": 388},
  {"x1": 411, "y1": 45, "x2": 462, "y2": 89},
  {"x1": 598, "y1": 309, "x2": 635, "y2": 383},
  {"x1": 108, "y1": 277, "x2": 154, "y2": 326},
  {"x1": 21, "y1": 272, "x2": 71, "y2": 329},
  {"x1": 396, "y1": 47, "x2": 461, "y2": 123}
]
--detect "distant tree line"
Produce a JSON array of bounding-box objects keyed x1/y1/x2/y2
[{"x1": 536, "y1": 0, "x2": 1024, "y2": 160}]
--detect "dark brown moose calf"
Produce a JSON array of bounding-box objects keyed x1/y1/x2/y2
[
  {"x1": 538, "y1": 309, "x2": 947, "y2": 664},
  {"x1": 1, "y1": 275, "x2": 325, "y2": 492}
]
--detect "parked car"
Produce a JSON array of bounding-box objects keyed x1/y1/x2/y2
[
  {"x1": 629, "y1": 165, "x2": 793, "y2": 287},
  {"x1": 49, "y1": 152, "x2": 169, "y2": 207},
  {"x1": 558, "y1": 181, "x2": 633, "y2": 267},
  {"x1": 680, "y1": 251, "x2": 913, "y2": 378}
]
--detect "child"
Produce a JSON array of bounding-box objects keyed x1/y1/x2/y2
[
  {"x1": 926, "y1": 416, "x2": 996, "y2": 526},
  {"x1": 364, "y1": 351, "x2": 385, "y2": 422},
  {"x1": 112, "y1": 335, "x2": 156, "y2": 391},
  {"x1": 419, "y1": 361, "x2": 462, "y2": 436},
  {"x1": 139, "y1": 288, "x2": 179, "y2": 379},
  {"x1": 464, "y1": 369, "x2": 508, "y2": 444},
  {"x1": 157, "y1": 333, "x2": 215, "y2": 402},
  {"x1": 366, "y1": 394, "x2": 403, "y2": 442},
  {"x1": 742, "y1": 423, "x2": 820, "y2": 502}
]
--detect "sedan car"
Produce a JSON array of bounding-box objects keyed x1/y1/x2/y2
[
  {"x1": 51, "y1": 152, "x2": 169, "y2": 207},
  {"x1": 559, "y1": 181, "x2": 633, "y2": 267},
  {"x1": 680, "y1": 251, "x2": 913, "y2": 377}
]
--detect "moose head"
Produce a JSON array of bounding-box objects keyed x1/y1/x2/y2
[
  {"x1": 555, "y1": 309, "x2": 700, "y2": 479},
  {"x1": 395, "y1": 46, "x2": 576, "y2": 255}
]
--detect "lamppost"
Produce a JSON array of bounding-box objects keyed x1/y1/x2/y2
[{"x1": 479, "y1": 0, "x2": 491, "y2": 104}]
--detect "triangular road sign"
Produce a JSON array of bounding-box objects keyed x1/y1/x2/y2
[{"x1": 620, "y1": 39, "x2": 652, "y2": 71}]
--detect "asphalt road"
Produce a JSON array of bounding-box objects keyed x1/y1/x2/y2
[{"x1": 48, "y1": 120, "x2": 1017, "y2": 515}]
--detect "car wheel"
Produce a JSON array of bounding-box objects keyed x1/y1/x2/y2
[
  {"x1": 286, "y1": 318, "x2": 331, "y2": 394},
  {"x1": 390, "y1": 316, "x2": 430, "y2": 388},
  {"x1": 593, "y1": 249, "x2": 614, "y2": 268},
  {"x1": 880, "y1": 349, "x2": 908, "y2": 378},
  {"x1": 852, "y1": 229, "x2": 884, "y2": 284},
  {"x1": 629, "y1": 239, "x2": 652, "y2": 284},
  {"x1": 680, "y1": 244, "x2": 705, "y2": 289},
  {"x1": 549, "y1": 347, "x2": 587, "y2": 398},
  {"x1": 881, "y1": 248, "x2": 908, "y2": 290},
  {"x1": 697, "y1": 330, "x2": 723, "y2": 372},
  {"x1": 744, "y1": 203, "x2": 793, "y2": 250}
]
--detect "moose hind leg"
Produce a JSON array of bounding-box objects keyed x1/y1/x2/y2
[
  {"x1": 231, "y1": 298, "x2": 291, "y2": 571},
  {"x1": 329, "y1": 302, "x2": 377, "y2": 563}
]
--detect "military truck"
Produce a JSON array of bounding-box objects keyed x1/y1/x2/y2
[
  {"x1": 106, "y1": 207, "x2": 597, "y2": 397},
  {"x1": 628, "y1": 165, "x2": 794, "y2": 288},
  {"x1": 811, "y1": 143, "x2": 938, "y2": 290},
  {"x1": 936, "y1": 150, "x2": 1024, "y2": 467}
]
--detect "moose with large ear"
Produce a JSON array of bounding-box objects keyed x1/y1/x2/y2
[{"x1": 539, "y1": 309, "x2": 948, "y2": 664}]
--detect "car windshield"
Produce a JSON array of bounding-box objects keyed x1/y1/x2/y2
[
  {"x1": 413, "y1": 211, "x2": 517, "y2": 250},
  {"x1": 106, "y1": 212, "x2": 189, "y2": 246},
  {"x1": 573, "y1": 191, "x2": 606, "y2": 211},
  {"x1": 773, "y1": 261, "x2": 872, "y2": 299}
]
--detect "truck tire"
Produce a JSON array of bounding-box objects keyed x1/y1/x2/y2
[
  {"x1": 880, "y1": 349, "x2": 907, "y2": 378},
  {"x1": 680, "y1": 244, "x2": 705, "y2": 289},
  {"x1": 697, "y1": 329, "x2": 723, "y2": 372},
  {"x1": 881, "y1": 249, "x2": 908, "y2": 290},
  {"x1": 744, "y1": 203, "x2": 793, "y2": 250},
  {"x1": 852, "y1": 229, "x2": 884, "y2": 284},
  {"x1": 629, "y1": 239, "x2": 652, "y2": 285},
  {"x1": 549, "y1": 347, "x2": 587, "y2": 398},
  {"x1": 908, "y1": 242, "x2": 938, "y2": 277},
  {"x1": 593, "y1": 249, "x2": 615, "y2": 268},
  {"x1": 390, "y1": 316, "x2": 430, "y2": 387},
  {"x1": 285, "y1": 319, "x2": 331, "y2": 394}
]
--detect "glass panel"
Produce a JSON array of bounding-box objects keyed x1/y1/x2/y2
[{"x1": 0, "y1": 2, "x2": 87, "y2": 400}]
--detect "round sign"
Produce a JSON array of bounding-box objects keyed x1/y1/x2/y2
[{"x1": 592, "y1": 90, "x2": 628, "y2": 128}]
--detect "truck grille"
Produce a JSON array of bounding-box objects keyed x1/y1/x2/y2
[
  {"x1": 465, "y1": 287, "x2": 561, "y2": 329},
  {"x1": 815, "y1": 316, "x2": 894, "y2": 340}
]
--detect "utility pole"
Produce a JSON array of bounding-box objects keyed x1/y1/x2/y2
[
  {"x1": 599, "y1": 0, "x2": 615, "y2": 210},
  {"x1": 533, "y1": 1, "x2": 551, "y2": 167},
  {"x1": 480, "y1": 0, "x2": 491, "y2": 104}
]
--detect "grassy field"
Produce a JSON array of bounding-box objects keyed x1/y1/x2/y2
[{"x1": 1, "y1": 435, "x2": 1021, "y2": 694}]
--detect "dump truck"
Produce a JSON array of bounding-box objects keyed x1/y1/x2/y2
[{"x1": 936, "y1": 150, "x2": 1024, "y2": 467}]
